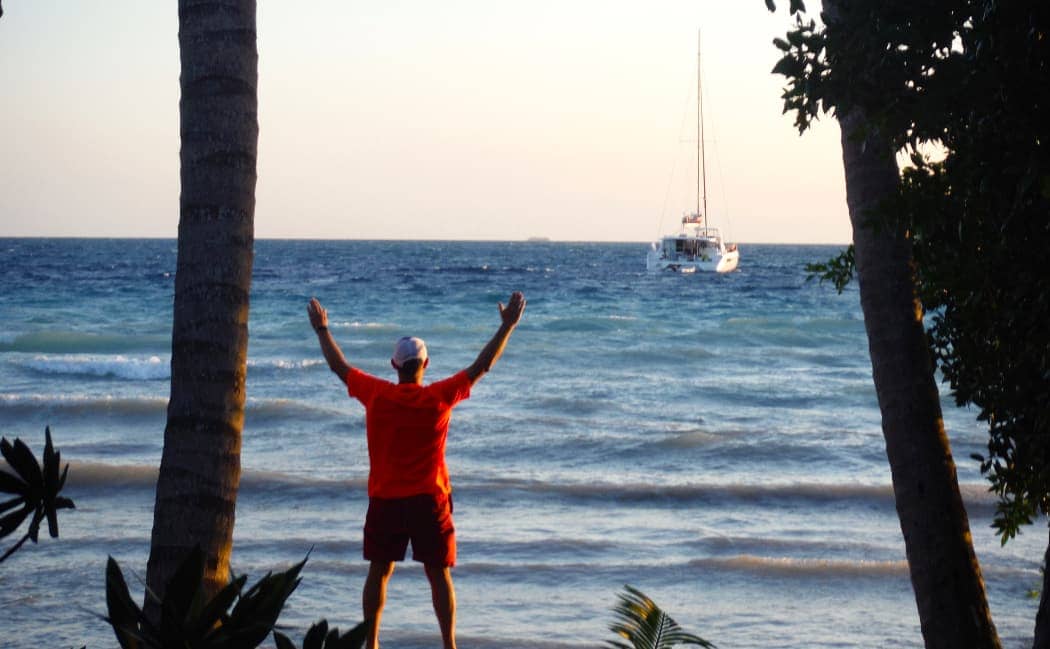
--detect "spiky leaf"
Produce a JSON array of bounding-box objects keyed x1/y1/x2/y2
[
  {"x1": 195, "y1": 573, "x2": 248, "y2": 640},
  {"x1": 303, "y1": 620, "x2": 328, "y2": 649},
  {"x1": 25, "y1": 508, "x2": 44, "y2": 543},
  {"x1": 42, "y1": 427, "x2": 61, "y2": 537},
  {"x1": 212, "y1": 556, "x2": 306, "y2": 648},
  {"x1": 159, "y1": 545, "x2": 207, "y2": 641},
  {"x1": 273, "y1": 631, "x2": 297, "y2": 649},
  {"x1": 0, "y1": 468, "x2": 28, "y2": 496},
  {"x1": 274, "y1": 619, "x2": 369, "y2": 649},
  {"x1": 0, "y1": 430, "x2": 75, "y2": 559},
  {"x1": 1, "y1": 438, "x2": 42, "y2": 491},
  {"x1": 606, "y1": 585, "x2": 714, "y2": 649},
  {"x1": 105, "y1": 556, "x2": 145, "y2": 649},
  {"x1": 0, "y1": 506, "x2": 30, "y2": 536},
  {"x1": 337, "y1": 620, "x2": 369, "y2": 649}
]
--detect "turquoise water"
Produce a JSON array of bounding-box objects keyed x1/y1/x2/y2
[{"x1": 0, "y1": 238, "x2": 1042, "y2": 648}]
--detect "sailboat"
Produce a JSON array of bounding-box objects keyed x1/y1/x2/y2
[{"x1": 646, "y1": 33, "x2": 740, "y2": 274}]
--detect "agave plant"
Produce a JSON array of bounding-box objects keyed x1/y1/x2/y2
[
  {"x1": 273, "y1": 618, "x2": 370, "y2": 649},
  {"x1": 606, "y1": 585, "x2": 715, "y2": 649},
  {"x1": 0, "y1": 426, "x2": 75, "y2": 562},
  {"x1": 104, "y1": 546, "x2": 306, "y2": 649}
]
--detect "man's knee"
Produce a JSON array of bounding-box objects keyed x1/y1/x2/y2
[
  {"x1": 368, "y1": 560, "x2": 396, "y2": 581},
  {"x1": 424, "y1": 563, "x2": 452, "y2": 584}
]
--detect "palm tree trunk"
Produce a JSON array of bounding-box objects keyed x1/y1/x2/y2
[
  {"x1": 1033, "y1": 530, "x2": 1050, "y2": 648},
  {"x1": 836, "y1": 103, "x2": 1000, "y2": 649},
  {"x1": 146, "y1": 0, "x2": 257, "y2": 607}
]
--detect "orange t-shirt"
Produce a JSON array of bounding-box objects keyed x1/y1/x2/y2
[{"x1": 346, "y1": 368, "x2": 472, "y2": 499}]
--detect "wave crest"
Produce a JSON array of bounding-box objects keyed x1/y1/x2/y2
[{"x1": 16, "y1": 354, "x2": 169, "y2": 380}]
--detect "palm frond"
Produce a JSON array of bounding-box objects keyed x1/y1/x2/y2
[{"x1": 606, "y1": 585, "x2": 715, "y2": 649}]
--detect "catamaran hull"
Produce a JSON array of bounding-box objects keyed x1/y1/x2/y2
[{"x1": 646, "y1": 248, "x2": 739, "y2": 273}]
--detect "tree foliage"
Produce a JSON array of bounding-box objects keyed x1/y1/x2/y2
[
  {"x1": 606, "y1": 585, "x2": 714, "y2": 649},
  {"x1": 0, "y1": 427, "x2": 75, "y2": 562},
  {"x1": 770, "y1": 0, "x2": 1050, "y2": 542},
  {"x1": 105, "y1": 546, "x2": 306, "y2": 649},
  {"x1": 273, "y1": 619, "x2": 369, "y2": 649}
]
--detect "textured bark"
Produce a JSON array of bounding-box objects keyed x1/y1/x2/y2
[
  {"x1": 836, "y1": 105, "x2": 1000, "y2": 649},
  {"x1": 820, "y1": 9, "x2": 998, "y2": 647},
  {"x1": 145, "y1": 0, "x2": 257, "y2": 609},
  {"x1": 1034, "y1": 531, "x2": 1050, "y2": 649}
]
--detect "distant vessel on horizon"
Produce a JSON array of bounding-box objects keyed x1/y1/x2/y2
[
  {"x1": 526, "y1": 236, "x2": 551, "y2": 242},
  {"x1": 646, "y1": 31, "x2": 739, "y2": 274}
]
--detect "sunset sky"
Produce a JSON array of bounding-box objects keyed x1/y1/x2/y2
[{"x1": 0, "y1": 0, "x2": 848, "y2": 243}]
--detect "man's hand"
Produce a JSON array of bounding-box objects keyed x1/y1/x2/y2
[
  {"x1": 308, "y1": 297, "x2": 351, "y2": 382},
  {"x1": 499, "y1": 291, "x2": 526, "y2": 329},
  {"x1": 466, "y1": 291, "x2": 526, "y2": 384},
  {"x1": 308, "y1": 297, "x2": 329, "y2": 332}
]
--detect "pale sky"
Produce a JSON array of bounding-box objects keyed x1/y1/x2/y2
[{"x1": 0, "y1": 1, "x2": 848, "y2": 243}]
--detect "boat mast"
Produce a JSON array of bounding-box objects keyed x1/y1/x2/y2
[{"x1": 697, "y1": 30, "x2": 708, "y2": 224}]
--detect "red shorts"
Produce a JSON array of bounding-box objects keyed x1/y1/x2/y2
[{"x1": 363, "y1": 492, "x2": 456, "y2": 567}]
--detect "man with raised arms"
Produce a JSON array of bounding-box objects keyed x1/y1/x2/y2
[{"x1": 307, "y1": 291, "x2": 526, "y2": 649}]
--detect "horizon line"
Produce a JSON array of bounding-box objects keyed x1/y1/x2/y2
[{"x1": 0, "y1": 235, "x2": 852, "y2": 246}]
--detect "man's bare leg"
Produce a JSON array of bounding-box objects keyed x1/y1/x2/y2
[
  {"x1": 363, "y1": 561, "x2": 395, "y2": 649},
  {"x1": 424, "y1": 563, "x2": 457, "y2": 649}
]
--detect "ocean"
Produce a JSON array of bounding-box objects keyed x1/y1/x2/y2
[{"x1": 0, "y1": 238, "x2": 1042, "y2": 648}]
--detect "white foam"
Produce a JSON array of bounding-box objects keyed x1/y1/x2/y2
[
  {"x1": 248, "y1": 358, "x2": 326, "y2": 370},
  {"x1": 18, "y1": 354, "x2": 169, "y2": 380},
  {"x1": 347, "y1": 321, "x2": 391, "y2": 329},
  {"x1": 691, "y1": 554, "x2": 910, "y2": 577}
]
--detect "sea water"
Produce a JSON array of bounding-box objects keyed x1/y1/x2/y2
[{"x1": 0, "y1": 238, "x2": 1042, "y2": 648}]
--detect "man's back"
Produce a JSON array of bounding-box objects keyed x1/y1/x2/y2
[{"x1": 347, "y1": 368, "x2": 472, "y2": 499}]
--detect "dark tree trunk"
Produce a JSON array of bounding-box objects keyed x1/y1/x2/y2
[
  {"x1": 145, "y1": 0, "x2": 257, "y2": 608},
  {"x1": 1033, "y1": 530, "x2": 1050, "y2": 649},
  {"x1": 836, "y1": 102, "x2": 1000, "y2": 649},
  {"x1": 820, "y1": 9, "x2": 999, "y2": 647}
]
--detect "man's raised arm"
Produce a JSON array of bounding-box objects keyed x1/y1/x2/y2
[
  {"x1": 465, "y1": 291, "x2": 526, "y2": 385},
  {"x1": 308, "y1": 297, "x2": 352, "y2": 383}
]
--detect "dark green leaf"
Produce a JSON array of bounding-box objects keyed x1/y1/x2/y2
[
  {"x1": 339, "y1": 620, "x2": 370, "y2": 649},
  {"x1": 221, "y1": 558, "x2": 305, "y2": 648},
  {"x1": 196, "y1": 574, "x2": 247, "y2": 639},
  {"x1": 326, "y1": 627, "x2": 344, "y2": 648},
  {"x1": 1, "y1": 438, "x2": 43, "y2": 492},
  {"x1": 43, "y1": 426, "x2": 58, "y2": 492},
  {"x1": 159, "y1": 545, "x2": 206, "y2": 642},
  {"x1": 273, "y1": 631, "x2": 297, "y2": 649},
  {"x1": 26, "y1": 508, "x2": 43, "y2": 543},
  {"x1": 0, "y1": 469, "x2": 28, "y2": 496},
  {"x1": 771, "y1": 56, "x2": 797, "y2": 77},
  {"x1": 804, "y1": 246, "x2": 855, "y2": 293},
  {"x1": 304, "y1": 620, "x2": 328, "y2": 649},
  {"x1": 0, "y1": 495, "x2": 23, "y2": 514},
  {"x1": 105, "y1": 556, "x2": 144, "y2": 649},
  {"x1": 0, "y1": 505, "x2": 30, "y2": 537},
  {"x1": 45, "y1": 499, "x2": 59, "y2": 538},
  {"x1": 57, "y1": 462, "x2": 70, "y2": 492}
]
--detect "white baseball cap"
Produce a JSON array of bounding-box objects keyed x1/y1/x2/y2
[{"x1": 392, "y1": 336, "x2": 428, "y2": 368}]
